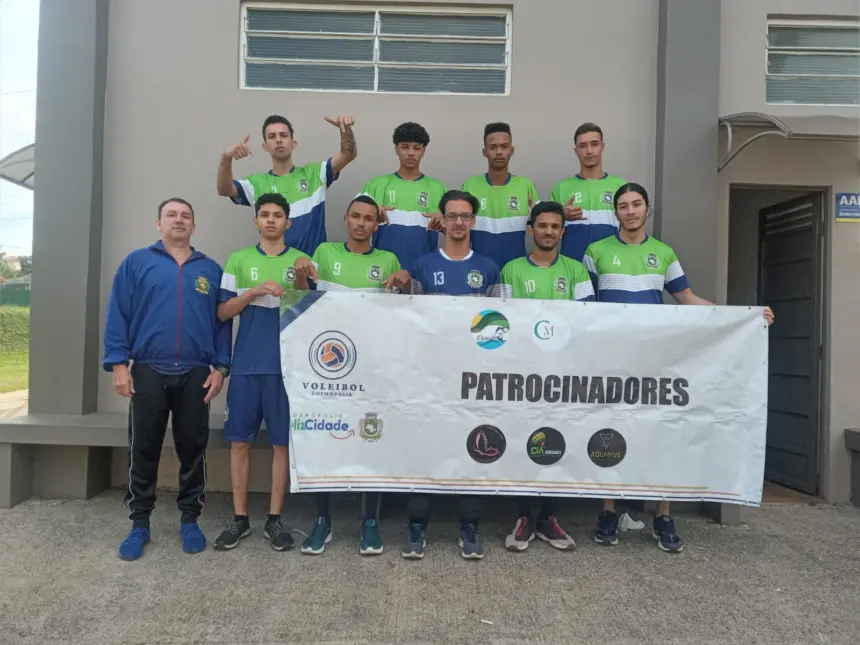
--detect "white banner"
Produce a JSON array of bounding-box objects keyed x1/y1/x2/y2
[{"x1": 284, "y1": 292, "x2": 768, "y2": 506}]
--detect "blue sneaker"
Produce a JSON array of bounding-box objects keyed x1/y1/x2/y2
[
  {"x1": 653, "y1": 515, "x2": 684, "y2": 553},
  {"x1": 119, "y1": 527, "x2": 151, "y2": 561},
  {"x1": 459, "y1": 523, "x2": 484, "y2": 560},
  {"x1": 180, "y1": 521, "x2": 207, "y2": 554},
  {"x1": 401, "y1": 522, "x2": 426, "y2": 559},
  {"x1": 301, "y1": 516, "x2": 332, "y2": 555},
  {"x1": 594, "y1": 510, "x2": 619, "y2": 546},
  {"x1": 359, "y1": 518, "x2": 384, "y2": 556}
]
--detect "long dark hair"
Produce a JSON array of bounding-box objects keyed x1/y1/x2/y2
[{"x1": 613, "y1": 183, "x2": 650, "y2": 210}]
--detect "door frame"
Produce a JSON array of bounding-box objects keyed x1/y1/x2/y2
[{"x1": 729, "y1": 183, "x2": 830, "y2": 496}]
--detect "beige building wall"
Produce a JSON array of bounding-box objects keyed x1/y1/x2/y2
[
  {"x1": 720, "y1": 0, "x2": 860, "y2": 119},
  {"x1": 97, "y1": 0, "x2": 660, "y2": 416},
  {"x1": 717, "y1": 135, "x2": 860, "y2": 502}
]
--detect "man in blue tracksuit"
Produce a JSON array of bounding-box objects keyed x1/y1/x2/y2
[{"x1": 103, "y1": 197, "x2": 232, "y2": 561}]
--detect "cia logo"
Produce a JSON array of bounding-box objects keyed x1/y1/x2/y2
[
  {"x1": 368, "y1": 265, "x2": 381, "y2": 281},
  {"x1": 555, "y1": 276, "x2": 567, "y2": 293},
  {"x1": 467, "y1": 270, "x2": 484, "y2": 289},
  {"x1": 417, "y1": 192, "x2": 428, "y2": 207},
  {"x1": 285, "y1": 267, "x2": 296, "y2": 282},
  {"x1": 646, "y1": 253, "x2": 660, "y2": 268},
  {"x1": 299, "y1": 179, "x2": 309, "y2": 193},
  {"x1": 508, "y1": 196, "x2": 520, "y2": 211},
  {"x1": 359, "y1": 412, "x2": 384, "y2": 442},
  {"x1": 602, "y1": 191, "x2": 613, "y2": 204}
]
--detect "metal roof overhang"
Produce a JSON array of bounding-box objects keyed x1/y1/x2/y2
[
  {"x1": 718, "y1": 112, "x2": 860, "y2": 172},
  {"x1": 0, "y1": 143, "x2": 34, "y2": 191}
]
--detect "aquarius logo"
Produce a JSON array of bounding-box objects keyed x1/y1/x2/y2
[
  {"x1": 308, "y1": 331, "x2": 357, "y2": 380},
  {"x1": 471, "y1": 310, "x2": 510, "y2": 350}
]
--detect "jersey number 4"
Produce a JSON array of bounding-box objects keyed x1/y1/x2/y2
[{"x1": 612, "y1": 255, "x2": 621, "y2": 266}]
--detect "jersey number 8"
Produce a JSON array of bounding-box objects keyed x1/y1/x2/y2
[{"x1": 250, "y1": 267, "x2": 258, "y2": 281}]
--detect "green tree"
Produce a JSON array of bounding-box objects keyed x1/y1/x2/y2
[
  {"x1": 18, "y1": 256, "x2": 32, "y2": 277},
  {"x1": 0, "y1": 253, "x2": 17, "y2": 281}
]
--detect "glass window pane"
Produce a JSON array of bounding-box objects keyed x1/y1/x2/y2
[
  {"x1": 768, "y1": 26, "x2": 860, "y2": 50},
  {"x1": 247, "y1": 36, "x2": 374, "y2": 62},
  {"x1": 247, "y1": 9, "x2": 375, "y2": 34},
  {"x1": 380, "y1": 13, "x2": 506, "y2": 38},
  {"x1": 766, "y1": 76, "x2": 860, "y2": 104},
  {"x1": 380, "y1": 40, "x2": 504, "y2": 65},
  {"x1": 245, "y1": 63, "x2": 375, "y2": 91},
  {"x1": 768, "y1": 53, "x2": 860, "y2": 76},
  {"x1": 378, "y1": 67, "x2": 506, "y2": 94}
]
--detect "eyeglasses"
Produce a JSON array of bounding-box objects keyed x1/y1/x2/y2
[{"x1": 443, "y1": 213, "x2": 475, "y2": 222}]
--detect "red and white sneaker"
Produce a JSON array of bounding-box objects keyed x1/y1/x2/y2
[
  {"x1": 536, "y1": 516, "x2": 576, "y2": 551},
  {"x1": 504, "y1": 516, "x2": 535, "y2": 552}
]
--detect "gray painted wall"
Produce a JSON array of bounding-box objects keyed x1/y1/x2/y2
[
  {"x1": 720, "y1": 0, "x2": 860, "y2": 119},
  {"x1": 29, "y1": 0, "x2": 108, "y2": 415},
  {"x1": 97, "y1": 0, "x2": 660, "y2": 414}
]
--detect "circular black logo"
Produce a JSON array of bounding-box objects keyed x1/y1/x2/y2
[
  {"x1": 587, "y1": 429, "x2": 627, "y2": 468},
  {"x1": 526, "y1": 427, "x2": 566, "y2": 465},
  {"x1": 466, "y1": 425, "x2": 506, "y2": 464}
]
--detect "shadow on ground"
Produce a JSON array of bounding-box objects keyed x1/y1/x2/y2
[{"x1": 0, "y1": 490, "x2": 858, "y2": 645}]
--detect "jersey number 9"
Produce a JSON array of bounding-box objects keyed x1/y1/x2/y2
[{"x1": 333, "y1": 262, "x2": 342, "y2": 276}]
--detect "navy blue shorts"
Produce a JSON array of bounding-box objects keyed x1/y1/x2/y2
[{"x1": 224, "y1": 375, "x2": 290, "y2": 446}]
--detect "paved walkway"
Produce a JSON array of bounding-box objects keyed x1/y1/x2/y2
[
  {"x1": 0, "y1": 490, "x2": 858, "y2": 644},
  {"x1": 0, "y1": 388, "x2": 27, "y2": 420}
]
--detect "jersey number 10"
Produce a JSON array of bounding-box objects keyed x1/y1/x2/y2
[{"x1": 524, "y1": 279, "x2": 536, "y2": 294}]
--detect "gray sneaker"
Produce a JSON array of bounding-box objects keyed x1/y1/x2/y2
[
  {"x1": 459, "y1": 523, "x2": 484, "y2": 560},
  {"x1": 401, "y1": 522, "x2": 426, "y2": 559}
]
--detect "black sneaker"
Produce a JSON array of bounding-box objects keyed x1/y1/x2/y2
[
  {"x1": 504, "y1": 516, "x2": 535, "y2": 552},
  {"x1": 459, "y1": 523, "x2": 484, "y2": 560},
  {"x1": 214, "y1": 516, "x2": 252, "y2": 551},
  {"x1": 401, "y1": 522, "x2": 426, "y2": 559},
  {"x1": 653, "y1": 515, "x2": 684, "y2": 553},
  {"x1": 594, "y1": 510, "x2": 619, "y2": 546},
  {"x1": 264, "y1": 517, "x2": 295, "y2": 552}
]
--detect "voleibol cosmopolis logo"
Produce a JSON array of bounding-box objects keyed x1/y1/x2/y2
[
  {"x1": 531, "y1": 317, "x2": 571, "y2": 352},
  {"x1": 471, "y1": 310, "x2": 510, "y2": 350},
  {"x1": 308, "y1": 330, "x2": 357, "y2": 380},
  {"x1": 466, "y1": 425, "x2": 507, "y2": 464}
]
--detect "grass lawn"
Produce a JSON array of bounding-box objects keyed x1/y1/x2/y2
[{"x1": 0, "y1": 350, "x2": 29, "y2": 394}]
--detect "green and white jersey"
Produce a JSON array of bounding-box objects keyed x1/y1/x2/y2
[
  {"x1": 231, "y1": 159, "x2": 338, "y2": 256},
  {"x1": 219, "y1": 244, "x2": 310, "y2": 375},
  {"x1": 583, "y1": 234, "x2": 690, "y2": 305},
  {"x1": 461, "y1": 173, "x2": 539, "y2": 270},
  {"x1": 360, "y1": 173, "x2": 446, "y2": 271},
  {"x1": 312, "y1": 242, "x2": 402, "y2": 292},
  {"x1": 500, "y1": 254, "x2": 595, "y2": 301},
  {"x1": 549, "y1": 173, "x2": 626, "y2": 261}
]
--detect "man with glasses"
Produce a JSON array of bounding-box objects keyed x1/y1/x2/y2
[{"x1": 403, "y1": 189, "x2": 500, "y2": 560}]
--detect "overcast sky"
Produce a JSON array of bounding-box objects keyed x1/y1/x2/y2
[{"x1": 0, "y1": 0, "x2": 39, "y2": 256}]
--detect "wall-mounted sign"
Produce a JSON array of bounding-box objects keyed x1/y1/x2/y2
[{"x1": 835, "y1": 193, "x2": 860, "y2": 223}]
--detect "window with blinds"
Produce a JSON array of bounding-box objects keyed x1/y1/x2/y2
[
  {"x1": 766, "y1": 20, "x2": 860, "y2": 106},
  {"x1": 241, "y1": 5, "x2": 511, "y2": 95}
]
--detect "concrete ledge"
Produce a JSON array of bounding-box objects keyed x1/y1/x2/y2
[{"x1": 845, "y1": 429, "x2": 860, "y2": 507}]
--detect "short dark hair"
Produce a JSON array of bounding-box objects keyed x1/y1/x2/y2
[
  {"x1": 484, "y1": 122, "x2": 511, "y2": 143},
  {"x1": 157, "y1": 197, "x2": 194, "y2": 221},
  {"x1": 574, "y1": 122, "x2": 603, "y2": 144},
  {"x1": 528, "y1": 201, "x2": 564, "y2": 227},
  {"x1": 347, "y1": 194, "x2": 379, "y2": 211},
  {"x1": 262, "y1": 114, "x2": 294, "y2": 139},
  {"x1": 255, "y1": 193, "x2": 290, "y2": 218},
  {"x1": 393, "y1": 122, "x2": 430, "y2": 147},
  {"x1": 439, "y1": 189, "x2": 479, "y2": 216},
  {"x1": 613, "y1": 183, "x2": 650, "y2": 210}
]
